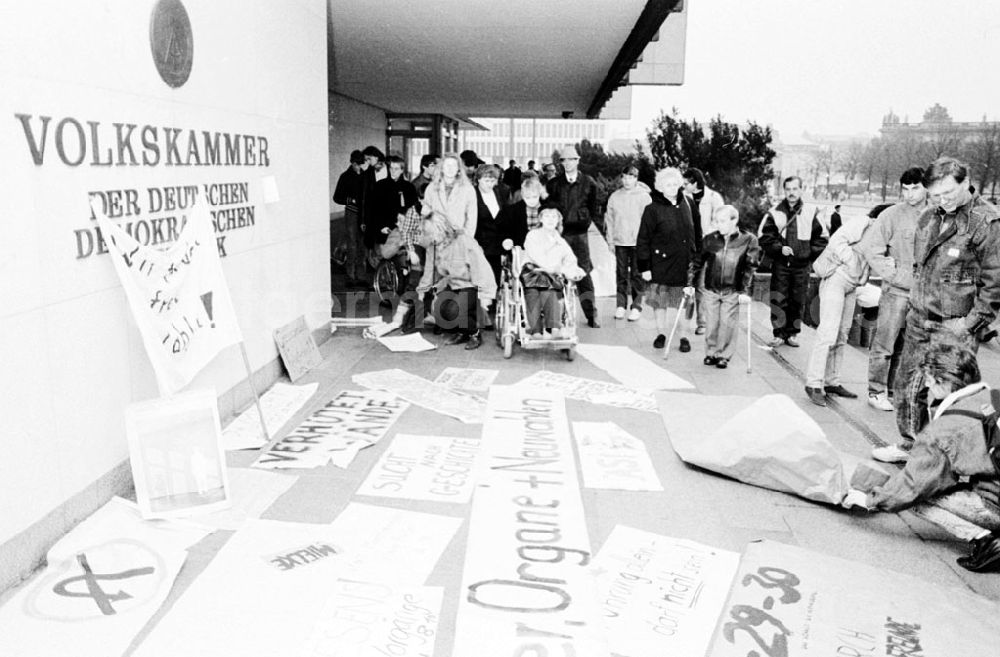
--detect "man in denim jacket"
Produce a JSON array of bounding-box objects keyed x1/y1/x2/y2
[{"x1": 874, "y1": 157, "x2": 1000, "y2": 464}]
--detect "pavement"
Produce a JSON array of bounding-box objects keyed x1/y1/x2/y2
[{"x1": 32, "y1": 291, "x2": 1000, "y2": 655}]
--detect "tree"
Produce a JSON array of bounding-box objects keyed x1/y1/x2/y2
[
  {"x1": 810, "y1": 146, "x2": 835, "y2": 193},
  {"x1": 923, "y1": 103, "x2": 953, "y2": 124},
  {"x1": 836, "y1": 140, "x2": 865, "y2": 190},
  {"x1": 644, "y1": 109, "x2": 776, "y2": 228},
  {"x1": 963, "y1": 122, "x2": 1000, "y2": 196}
]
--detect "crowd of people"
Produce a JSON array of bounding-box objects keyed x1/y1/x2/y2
[{"x1": 335, "y1": 147, "x2": 1000, "y2": 570}]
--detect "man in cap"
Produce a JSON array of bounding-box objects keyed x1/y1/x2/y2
[{"x1": 544, "y1": 144, "x2": 602, "y2": 327}]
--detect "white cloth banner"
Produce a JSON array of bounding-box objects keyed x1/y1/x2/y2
[
  {"x1": 434, "y1": 367, "x2": 499, "y2": 392},
  {"x1": 572, "y1": 422, "x2": 663, "y2": 491},
  {"x1": 353, "y1": 369, "x2": 485, "y2": 424},
  {"x1": 92, "y1": 198, "x2": 243, "y2": 395},
  {"x1": 135, "y1": 507, "x2": 459, "y2": 657},
  {"x1": 377, "y1": 333, "x2": 437, "y2": 352},
  {"x1": 184, "y1": 468, "x2": 298, "y2": 531},
  {"x1": 592, "y1": 526, "x2": 739, "y2": 657},
  {"x1": 299, "y1": 582, "x2": 443, "y2": 657},
  {"x1": 705, "y1": 540, "x2": 1000, "y2": 656},
  {"x1": 576, "y1": 344, "x2": 694, "y2": 391},
  {"x1": 452, "y1": 385, "x2": 609, "y2": 657},
  {"x1": 0, "y1": 498, "x2": 209, "y2": 657},
  {"x1": 517, "y1": 370, "x2": 659, "y2": 413},
  {"x1": 223, "y1": 382, "x2": 319, "y2": 451},
  {"x1": 355, "y1": 433, "x2": 484, "y2": 503},
  {"x1": 252, "y1": 390, "x2": 409, "y2": 470}
]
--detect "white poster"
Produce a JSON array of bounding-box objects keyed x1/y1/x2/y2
[
  {"x1": 252, "y1": 390, "x2": 409, "y2": 470},
  {"x1": 222, "y1": 382, "x2": 319, "y2": 451},
  {"x1": 576, "y1": 344, "x2": 694, "y2": 391},
  {"x1": 0, "y1": 498, "x2": 208, "y2": 657},
  {"x1": 592, "y1": 526, "x2": 740, "y2": 657},
  {"x1": 125, "y1": 388, "x2": 231, "y2": 520},
  {"x1": 185, "y1": 467, "x2": 298, "y2": 531},
  {"x1": 377, "y1": 333, "x2": 437, "y2": 352},
  {"x1": 353, "y1": 369, "x2": 486, "y2": 424},
  {"x1": 572, "y1": 422, "x2": 663, "y2": 491},
  {"x1": 517, "y1": 370, "x2": 659, "y2": 413},
  {"x1": 434, "y1": 367, "x2": 499, "y2": 392},
  {"x1": 92, "y1": 198, "x2": 243, "y2": 395},
  {"x1": 706, "y1": 540, "x2": 1000, "y2": 657},
  {"x1": 300, "y1": 581, "x2": 443, "y2": 657},
  {"x1": 355, "y1": 433, "x2": 483, "y2": 503},
  {"x1": 452, "y1": 385, "x2": 609, "y2": 657}
]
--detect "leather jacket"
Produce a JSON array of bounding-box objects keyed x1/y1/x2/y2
[{"x1": 688, "y1": 229, "x2": 760, "y2": 293}]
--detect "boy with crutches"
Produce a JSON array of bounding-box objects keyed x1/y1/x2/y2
[{"x1": 685, "y1": 205, "x2": 760, "y2": 369}]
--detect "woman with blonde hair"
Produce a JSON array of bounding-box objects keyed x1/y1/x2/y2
[{"x1": 419, "y1": 153, "x2": 495, "y2": 349}]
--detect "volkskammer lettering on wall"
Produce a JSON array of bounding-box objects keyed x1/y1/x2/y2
[{"x1": 15, "y1": 114, "x2": 271, "y2": 167}]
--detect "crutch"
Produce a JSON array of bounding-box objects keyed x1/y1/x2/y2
[
  {"x1": 745, "y1": 296, "x2": 753, "y2": 374},
  {"x1": 662, "y1": 292, "x2": 689, "y2": 361}
]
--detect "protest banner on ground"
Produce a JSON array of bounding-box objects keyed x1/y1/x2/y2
[
  {"x1": 517, "y1": 370, "x2": 659, "y2": 412},
  {"x1": 273, "y1": 316, "x2": 323, "y2": 382},
  {"x1": 300, "y1": 581, "x2": 443, "y2": 657},
  {"x1": 126, "y1": 388, "x2": 231, "y2": 519},
  {"x1": 452, "y1": 385, "x2": 609, "y2": 657},
  {"x1": 592, "y1": 525, "x2": 740, "y2": 657},
  {"x1": 576, "y1": 344, "x2": 694, "y2": 390},
  {"x1": 223, "y1": 382, "x2": 319, "y2": 451},
  {"x1": 377, "y1": 333, "x2": 437, "y2": 352},
  {"x1": 184, "y1": 467, "x2": 298, "y2": 531},
  {"x1": 252, "y1": 390, "x2": 409, "y2": 470},
  {"x1": 656, "y1": 391, "x2": 849, "y2": 505},
  {"x1": 434, "y1": 367, "x2": 499, "y2": 392},
  {"x1": 572, "y1": 421, "x2": 663, "y2": 491},
  {"x1": 705, "y1": 540, "x2": 1000, "y2": 656},
  {"x1": 353, "y1": 369, "x2": 486, "y2": 423},
  {"x1": 355, "y1": 433, "x2": 483, "y2": 503},
  {"x1": 92, "y1": 197, "x2": 242, "y2": 395},
  {"x1": 0, "y1": 498, "x2": 208, "y2": 657}
]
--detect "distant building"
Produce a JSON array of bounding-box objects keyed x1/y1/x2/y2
[{"x1": 456, "y1": 118, "x2": 615, "y2": 166}]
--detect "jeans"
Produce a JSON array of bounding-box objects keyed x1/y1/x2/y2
[
  {"x1": 614, "y1": 246, "x2": 644, "y2": 310},
  {"x1": 805, "y1": 271, "x2": 856, "y2": 388},
  {"x1": 892, "y1": 311, "x2": 979, "y2": 446},
  {"x1": 564, "y1": 233, "x2": 595, "y2": 320},
  {"x1": 702, "y1": 288, "x2": 739, "y2": 359},
  {"x1": 867, "y1": 290, "x2": 909, "y2": 395},
  {"x1": 769, "y1": 259, "x2": 810, "y2": 338}
]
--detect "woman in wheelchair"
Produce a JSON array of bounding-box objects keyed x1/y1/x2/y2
[{"x1": 521, "y1": 208, "x2": 584, "y2": 337}]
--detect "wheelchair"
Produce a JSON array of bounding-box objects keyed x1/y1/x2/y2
[{"x1": 494, "y1": 245, "x2": 578, "y2": 360}]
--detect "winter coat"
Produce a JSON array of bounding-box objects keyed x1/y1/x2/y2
[
  {"x1": 636, "y1": 191, "x2": 696, "y2": 286},
  {"x1": 758, "y1": 199, "x2": 828, "y2": 266},
  {"x1": 544, "y1": 172, "x2": 601, "y2": 236},
  {"x1": 688, "y1": 229, "x2": 760, "y2": 293},
  {"x1": 473, "y1": 187, "x2": 505, "y2": 257},
  {"x1": 371, "y1": 176, "x2": 420, "y2": 244},
  {"x1": 857, "y1": 201, "x2": 922, "y2": 296},
  {"x1": 606, "y1": 186, "x2": 652, "y2": 247},
  {"x1": 422, "y1": 180, "x2": 478, "y2": 236},
  {"x1": 688, "y1": 186, "x2": 725, "y2": 238},
  {"x1": 523, "y1": 227, "x2": 584, "y2": 281},
  {"x1": 813, "y1": 216, "x2": 873, "y2": 286}
]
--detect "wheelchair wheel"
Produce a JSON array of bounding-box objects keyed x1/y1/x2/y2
[
  {"x1": 503, "y1": 333, "x2": 513, "y2": 359},
  {"x1": 374, "y1": 259, "x2": 405, "y2": 301},
  {"x1": 494, "y1": 287, "x2": 507, "y2": 346}
]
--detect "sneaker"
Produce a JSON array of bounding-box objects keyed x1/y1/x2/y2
[
  {"x1": 824, "y1": 384, "x2": 858, "y2": 399},
  {"x1": 703, "y1": 355, "x2": 720, "y2": 366},
  {"x1": 627, "y1": 308, "x2": 641, "y2": 322},
  {"x1": 694, "y1": 326, "x2": 706, "y2": 335},
  {"x1": 871, "y1": 443, "x2": 910, "y2": 464},
  {"x1": 868, "y1": 393, "x2": 894, "y2": 412},
  {"x1": 653, "y1": 334, "x2": 666, "y2": 349},
  {"x1": 679, "y1": 338, "x2": 691, "y2": 353},
  {"x1": 614, "y1": 307, "x2": 626, "y2": 320},
  {"x1": 715, "y1": 358, "x2": 729, "y2": 369},
  {"x1": 767, "y1": 337, "x2": 784, "y2": 348},
  {"x1": 805, "y1": 386, "x2": 827, "y2": 406},
  {"x1": 784, "y1": 336, "x2": 800, "y2": 347}
]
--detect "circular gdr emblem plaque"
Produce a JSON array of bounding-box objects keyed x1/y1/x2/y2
[{"x1": 149, "y1": 0, "x2": 193, "y2": 88}]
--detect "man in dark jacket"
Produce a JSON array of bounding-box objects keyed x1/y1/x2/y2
[
  {"x1": 333, "y1": 149, "x2": 367, "y2": 288},
  {"x1": 371, "y1": 155, "x2": 420, "y2": 245},
  {"x1": 758, "y1": 176, "x2": 828, "y2": 347},
  {"x1": 359, "y1": 145, "x2": 387, "y2": 248},
  {"x1": 502, "y1": 159, "x2": 522, "y2": 191},
  {"x1": 544, "y1": 144, "x2": 602, "y2": 327},
  {"x1": 874, "y1": 157, "x2": 1000, "y2": 464}
]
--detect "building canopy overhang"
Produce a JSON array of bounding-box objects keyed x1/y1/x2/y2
[{"x1": 327, "y1": 0, "x2": 685, "y2": 120}]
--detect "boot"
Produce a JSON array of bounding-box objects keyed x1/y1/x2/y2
[{"x1": 957, "y1": 533, "x2": 1000, "y2": 572}]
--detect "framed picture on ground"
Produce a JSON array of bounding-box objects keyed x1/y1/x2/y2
[{"x1": 125, "y1": 388, "x2": 231, "y2": 519}]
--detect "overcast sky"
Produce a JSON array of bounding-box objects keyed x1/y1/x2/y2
[{"x1": 628, "y1": 0, "x2": 1000, "y2": 141}]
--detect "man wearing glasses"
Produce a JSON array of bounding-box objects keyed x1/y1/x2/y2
[
  {"x1": 545, "y1": 144, "x2": 602, "y2": 327},
  {"x1": 874, "y1": 157, "x2": 1000, "y2": 464}
]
